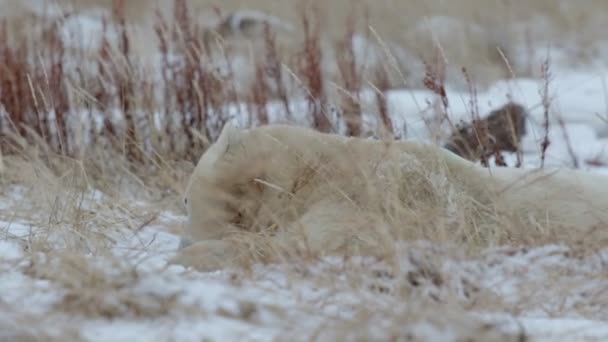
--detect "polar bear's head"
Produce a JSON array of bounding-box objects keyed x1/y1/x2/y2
[{"x1": 180, "y1": 122, "x2": 291, "y2": 246}]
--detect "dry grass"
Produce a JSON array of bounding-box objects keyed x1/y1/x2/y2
[
  {"x1": 0, "y1": 309, "x2": 83, "y2": 341},
  {"x1": 23, "y1": 251, "x2": 192, "y2": 318},
  {"x1": 0, "y1": 0, "x2": 606, "y2": 339},
  {"x1": 3, "y1": 0, "x2": 608, "y2": 92},
  {"x1": 0, "y1": 0, "x2": 588, "y2": 164},
  {"x1": 175, "y1": 123, "x2": 608, "y2": 277},
  {"x1": 1, "y1": 153, "x2": 607, "y2": 339}
]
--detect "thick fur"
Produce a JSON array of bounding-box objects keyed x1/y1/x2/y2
[{"x1": 171, "y1": 123, "x2": 608, "y2": 271}]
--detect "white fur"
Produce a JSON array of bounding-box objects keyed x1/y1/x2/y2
[{"x1": 172, "y1": 123, "x2": 608, "y2": 271}]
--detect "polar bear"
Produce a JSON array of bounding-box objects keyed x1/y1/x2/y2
[{"x1": 171, "y1": 123, "x2": 608, "y2": 271}]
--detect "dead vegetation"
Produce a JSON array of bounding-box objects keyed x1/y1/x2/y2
[
  {"x1": 0, "y1": 309, "x2": 83, "y2": 342},
  {"x1": 23, "y1": 251, "x2": 191, "y2": 319},
  {"x1": 0, "y1": 0, "x2": 602, "y2": 165},
  {"x1": 444, "y1": 101, "x2": 528, "y2": 165}
]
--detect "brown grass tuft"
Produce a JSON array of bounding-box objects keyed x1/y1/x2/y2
[
  {"x1": 298, "y1": 5, "x2": 332, "y2": 133},
  {"x1": 23, "y1": 252, "x2": 190, "y2": 318},
  {"x1": 444, "y1": 102, "x2": 528, "y2": 166},
  {"x1": 539, "y1": 55, "x2": 552, "y2": 168}
]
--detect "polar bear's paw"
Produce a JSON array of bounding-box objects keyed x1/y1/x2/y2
[{"x1": 169, "y1": 239, "x2": 241, "y2": 272}]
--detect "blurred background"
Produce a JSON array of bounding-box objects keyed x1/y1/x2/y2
[{"x1": 1, "y1": 0, "x2": 607, "y2": 163}]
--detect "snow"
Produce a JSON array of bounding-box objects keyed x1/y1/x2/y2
[
  {"x1": 365, "y1": 69, "x2": 608, "y2": 142},
  {"x1": 209, "y1": 68, "x2": 608, "y2": 152},
  {"x1": 2, "y1": 69, "x2": 608, "y2": 340},
  {"x1": 2, "y1": 116, "x2": 608, "y2": 341},
  {"x1": 2, "y1": 8, "x2": 608, "y2": 340},
  {"x1": 1, "y1": 75, "x2": 608, "y2": 341}
]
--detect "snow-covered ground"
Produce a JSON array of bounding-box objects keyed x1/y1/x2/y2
[
  {"x1": 1, "y1": 5, "x2": 608, "y2": 340},
  {"x1": 2, "y1": 214, "x2": 608, "y2": 341},
  {"x1": 2, "y1": 67, "x2": 608, "y2": 341}
]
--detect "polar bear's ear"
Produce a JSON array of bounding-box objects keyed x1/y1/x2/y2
[{"x1": 215, "y1": 121, "x2": 242, "y2": 155}]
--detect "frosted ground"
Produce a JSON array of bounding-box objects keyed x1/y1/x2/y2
[
  {"x1": 2, "y1": 69, "x2": 608, "y2": 341},
  {"x1": 2, "y1": 5, "x2": 608, "y2": 342}
]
